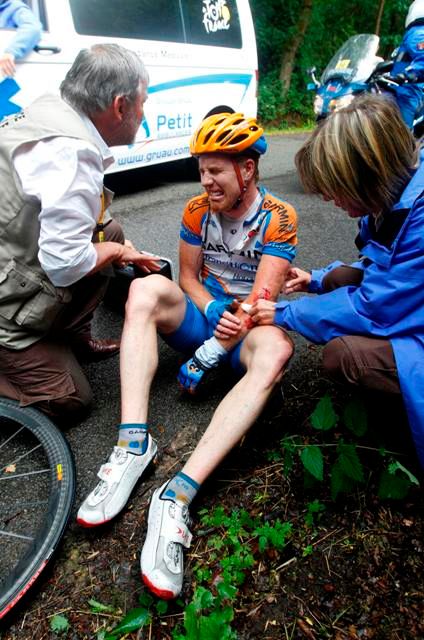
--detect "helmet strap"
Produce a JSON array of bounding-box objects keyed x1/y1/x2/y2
[{"x1": 231, "y1": 158, "x2": 247, "y2": 209}]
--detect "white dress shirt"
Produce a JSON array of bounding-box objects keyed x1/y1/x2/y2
[{"x1": 13, "y1": 113, "x2": 115, "y2": 287}]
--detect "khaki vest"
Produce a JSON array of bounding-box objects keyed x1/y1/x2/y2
[{"x1": 0, "y1": 94, "x2": 104, "y2": 349}]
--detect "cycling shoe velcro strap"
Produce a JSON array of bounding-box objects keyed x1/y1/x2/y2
[
  {"x1": 163, "y1": 517, "x2": 192, "y2": 548},
  {"x1": 98, "y1": 462, "x2": 125, "y2": 483},
  {"x1": 170, "y1": 522, "x2": 192, "y2": 548}
]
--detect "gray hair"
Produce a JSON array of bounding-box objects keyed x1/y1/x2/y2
[{"x1": 60, "y1": 43, "x2": 148, "y2": 116}]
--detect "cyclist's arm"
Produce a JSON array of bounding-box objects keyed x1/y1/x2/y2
[
  {"x1": 214, "y1": 254, "x2": 291, "y2": 344},
  {"x1": 179, "y1": 238, "x2": 214, "y2": 311}
]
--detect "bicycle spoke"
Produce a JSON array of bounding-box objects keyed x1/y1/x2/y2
[
  {"x1": 0, "y1": 426, "x2": 26, "y2": 454},
  {"x1": 0, "y1": 500, "x2": 49, "y2": 514},
  {"x1": 0, "y1": 468, "x2": 50, "y2": 481},
  {"x1": 0, "y1": 443, "x2": 43, "y2": 473},
  {"x1": 0, "y1": 530, "x2": 34, "y2": 542}
]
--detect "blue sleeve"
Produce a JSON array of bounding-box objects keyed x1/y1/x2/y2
[
  {"x1": 275, "y1": 286, "x2": 388, "y2": 345},
  {"x1": 180, "y1": 223, "x2": 202, "y2": 246},
  {"x1": 275, "y1": 203, "x2": 424, "y2": 343},
  {"x1": 308, "y1": 260, "x2": 365, "y2": 293},
  {"x1": 4, "y1": 5, "x2": 42, "y2": 59},
  {"x1": 262, "y1": 242, "x2": 296, "y2": 263}
]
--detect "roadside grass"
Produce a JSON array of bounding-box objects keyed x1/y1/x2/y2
[{"x1": 43, "y1": 393, "x2": 422, "y2": 640}]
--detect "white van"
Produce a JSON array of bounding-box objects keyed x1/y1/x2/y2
[{"x1": 0, "y1": 0, "x2": 258, "y2": 173}]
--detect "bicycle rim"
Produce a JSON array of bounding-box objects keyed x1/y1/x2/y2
[{"x1": 0, "y1": 398, "x2": 75, "y2": 619}]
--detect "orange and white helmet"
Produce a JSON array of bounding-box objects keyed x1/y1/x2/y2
[{"x1": 190, "y1": 112, "x2": 267, "y2": 156}]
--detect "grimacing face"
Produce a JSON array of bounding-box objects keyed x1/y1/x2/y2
[{"x1": 198, "y1": 154, "x2": 248, "y2": 216}]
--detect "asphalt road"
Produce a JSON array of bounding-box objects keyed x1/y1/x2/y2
[{"x1": 70, "y1": 132, "x2": 360, "y2": 513}]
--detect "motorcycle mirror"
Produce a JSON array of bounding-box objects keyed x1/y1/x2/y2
[
  {"x1": 306, "y1": 66, "x2": 316, "y2": 75},
  {"x1": 375, "y1": 60, "x2": 393, "y2": 74}
]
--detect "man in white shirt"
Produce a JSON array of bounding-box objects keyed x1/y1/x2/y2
[{"x1": 0, "y1": 43, "x2": 159, "y2": 420}]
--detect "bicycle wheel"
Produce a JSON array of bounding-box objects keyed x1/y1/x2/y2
[{"x1": 0, "y1": 397, "x2": 75, "y2": 619}]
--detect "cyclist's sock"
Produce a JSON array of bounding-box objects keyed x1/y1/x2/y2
[
  {"x1": 194, "y1": 336, "x2": 227, "y2": 369},
  {"x1": 161, "y1": 471, "x2": 200, "y2": 506},
  {"x1": 117, "y1": 423, "x2": 148, "y2": 454}
]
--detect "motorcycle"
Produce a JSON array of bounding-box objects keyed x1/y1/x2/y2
[{"x1": 306, "y1": 33, "x2": 424, "y2": 137}]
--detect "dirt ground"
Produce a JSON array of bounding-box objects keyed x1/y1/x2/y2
[{"x1": 1, "y1": 353, "x2": 423, "y2": 640}]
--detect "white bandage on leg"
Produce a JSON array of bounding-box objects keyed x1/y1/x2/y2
[{"x1": 194, "y1": 336, "x2": 227, "y2": 369}]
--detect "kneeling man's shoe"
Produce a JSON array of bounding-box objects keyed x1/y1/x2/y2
[
  {"x1": 77, "y1": 436, "x2": 157, "y2": 527},
  {"x1": 74, "y1": 337, "x2": 120, "y2": 362}
]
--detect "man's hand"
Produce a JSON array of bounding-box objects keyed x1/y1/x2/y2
[
  {"x1": 0, "y1": 53, "x2": 16, "y2": 78},
  {"x1": 249, "y1": 299, "x2": 277, "y2": 325},
  {"x1": 177, "y1": 357, "x2": 207, "y2": 394},
  {"x1": 284, "y1": 267, "x2": 312, "y2": 294},
  {"x1": 114, "y1": 244, "x2": 162, "y2": 274}
]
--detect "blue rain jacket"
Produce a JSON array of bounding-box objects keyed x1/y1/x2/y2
[
  {"x1": 0, "y1": 0, "x2": 41, "y2": 59},
  {"x1": 275, "y1": 157, "x2": 424, "y2": 467}
]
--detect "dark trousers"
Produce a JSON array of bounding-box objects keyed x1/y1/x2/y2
[
  {"x1": 0, "y1": 220, "x2": 124, "y2": 419},
  {"x1": 321, "y1": 266, "x2": 401, "y2": 395}
]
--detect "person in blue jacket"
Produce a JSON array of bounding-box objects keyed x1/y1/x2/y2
[
  {"x1": 391, "y1": 0, "x2": 424, "y2": 127},
  {"x1": 248, "y1": 95, "x2": 424, "y2": 469},
  {"x1": 0, "y1": 0, "x2": 41, "y2": 77}
]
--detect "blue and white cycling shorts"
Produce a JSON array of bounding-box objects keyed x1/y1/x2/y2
[{"x1": 160, "y1": 295, "x2": 245, "y2": 375}]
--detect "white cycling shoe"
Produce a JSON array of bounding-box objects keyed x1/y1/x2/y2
[
  {"x1": 77, "y1": 435, "x2": 157, "y2": 527},
  {"x1": 140, "y1": 482, "x2": 193, "y2": 599}
]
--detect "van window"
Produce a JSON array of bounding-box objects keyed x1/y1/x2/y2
[
  {"x1": 69, "y1": 0, "x2": 185, "y2": 43},
  {"x1": 68, "y1": 0, "x2": 241, "y2": 48},
  {"x1": 183, "y1": 0, "x2": 242, "y2": 48}
]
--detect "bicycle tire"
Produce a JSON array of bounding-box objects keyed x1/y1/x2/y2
[{"x1": 0, "y1": 397, "x2": 75, "y2": 620}]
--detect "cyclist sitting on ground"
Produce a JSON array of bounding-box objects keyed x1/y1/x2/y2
[{"x1": 77, "y1": 111, "x2": 298, "y2": 599}]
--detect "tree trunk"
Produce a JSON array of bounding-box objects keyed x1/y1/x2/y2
[
  {"x1": 375, "y1": 0, "x2": 386, "y2": 36},
  {"x1": 279, "y1": 0, "x2": 313, "y2": 95}
]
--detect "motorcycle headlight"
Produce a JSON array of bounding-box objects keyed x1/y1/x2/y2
[
  {"x1": 313, "y1": 94, "x2": 323, "y2": 115},
  {"x1": 329, "y1": 94, "x2": 355, "y2": 112}
]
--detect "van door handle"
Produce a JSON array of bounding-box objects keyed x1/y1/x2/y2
[{"x1": 34, "y1": 45, "x2": 62, "y2": 54}]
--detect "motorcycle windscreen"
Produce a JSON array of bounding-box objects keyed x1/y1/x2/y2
[{"x1": 321, "y1": 34, "x2": 380, "y2": 85}]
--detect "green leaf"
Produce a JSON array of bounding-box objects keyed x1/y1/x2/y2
[
  {"x1": 310, "y1": 395, "x2": 338, "y2": 431},
  {"x1": 198, "y1": 608, "x2": 235, "y2": 640},
  {"x1": 216, "y1": 581, "x2": 237, "y2": 602},
  {"x1": 337, "y1": 443, "x2": 364, "y2": 482},
  {"x1": 155, "y1": 599, "x2": 169, "y2": 615},
  {"x1": 88, "y1": 599, "x2": 115, "y2": 614},
  {"x1": 300, "y1": 445, "x2": 324, "y2": 480},
  {"x1": 343, "y1": 398, "x2": 368, "y2": 436},
  {"x1": 378, "y1": 462, "x2": 417, "y2": 500},
  {"x1": 388, "y1": 460, "x2": 419, "y2": 485},
  {"x1": 330, "y1": 461, "x2": 356, "y2": 500},
  {"x1": 193, "y1": 586, "x2": 214, "y2": 610},
  {"x1": 139, "y1": 591, "x2": 154, "y2": 608},
  {"x1": 50, "y1": 614, "x2": 69, "y2": 634},
  {"x1": 183, "y1": 602, "x2": 200, "y2": 636},
  {"x1": 107, "y1": 608, "x2": 151, "y2": 637}
]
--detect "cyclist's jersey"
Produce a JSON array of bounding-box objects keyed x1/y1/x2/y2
[{"x1": 180, "y1": 186, "x2": 298, "y2": 301}]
